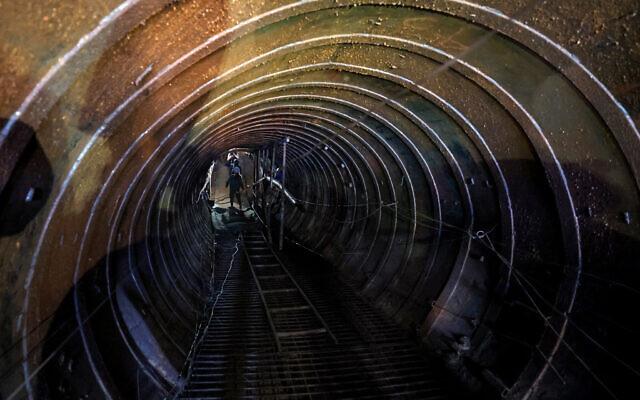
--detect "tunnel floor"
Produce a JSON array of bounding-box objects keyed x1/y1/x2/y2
[{"x1": 178, "y1": 208, "x2": 454, "y2": 399}]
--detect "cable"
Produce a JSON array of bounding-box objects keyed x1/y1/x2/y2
[
  {"x1": 167, "y1": 234, "x2": 240, "y2": 399},
  {"x1": 478, "y1": 234, "x2": 622, "y2": 399}
]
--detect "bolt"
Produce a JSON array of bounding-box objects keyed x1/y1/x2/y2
[{"x1": 25, "y1": 187, "x2": 36, "y2": 202}]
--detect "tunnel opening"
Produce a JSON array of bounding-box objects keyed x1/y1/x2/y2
[{"x1": 1, "y1": 1, "x2": 640, "y2": 399}]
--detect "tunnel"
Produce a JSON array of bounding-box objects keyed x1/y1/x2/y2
[{"x1": 1, "y1": 0, "x2": 639, "y2": 399}]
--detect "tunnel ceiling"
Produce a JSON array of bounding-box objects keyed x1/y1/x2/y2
[{"x1": 1, "y1": 1, "x2": 639, "y2": 399}]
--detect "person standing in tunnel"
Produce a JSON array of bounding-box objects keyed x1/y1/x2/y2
[
  {"x1": 226, "y1": 166, "x2": 245, "y2": 210},
  {"x1": 225, "y1": 152, "x2": 239, "y2": 174}
]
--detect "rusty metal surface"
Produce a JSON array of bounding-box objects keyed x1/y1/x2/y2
[{"x1": 0, "y1": 1, "x2": 639, "y2": 399}]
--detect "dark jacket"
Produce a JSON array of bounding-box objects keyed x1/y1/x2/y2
[{"x1": 226, "y1": 174, "x2": 245, "y2": 191}]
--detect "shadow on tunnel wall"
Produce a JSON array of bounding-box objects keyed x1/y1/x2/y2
[
  {"x1": 36, "y1": 232, "x2": 209, "y2": 399},
  {"x1": 0, "y1": 119, "x2": 53, "y2": 236},
  {"x1": 0, "y1": 120, "x2": 55, "y2": 393}
]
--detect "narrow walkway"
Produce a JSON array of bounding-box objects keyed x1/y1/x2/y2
[{"x1": 179, "y1": 210, "x2": 451, "y2": 398}]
